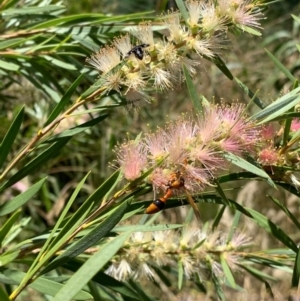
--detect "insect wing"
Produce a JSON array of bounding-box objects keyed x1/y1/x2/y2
[{"x1": 184, "y1": 188, "x2": 201, "y2": 222}]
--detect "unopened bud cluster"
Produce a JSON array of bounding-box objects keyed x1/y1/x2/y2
[
  {"x1": 258, "y1": 120, "x2": 300, "y2": 188},
  {"x1": 105, "y1": 227, "x2": 252, "y2": 281},
  {"x1": 87, "y1": 0, "x2": 263, "y2": 105}
]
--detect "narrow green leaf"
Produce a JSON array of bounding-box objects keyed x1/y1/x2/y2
[
  {"x1": 236, "y1": 24, "x2": 262, "y2": 36},
  {"x1": 44, "y1": 114, "x2": 109, "y2": 143},
  {"x1": 0, "y1": 178, "x2": 46, "y2": 216},
  {"x1": 3, "y1": 269, "x2": 92, "y2": 300},
  {"x1": 247, "y1": 254, "x2": 292, "y2": 271},
  {"x1": 0, "y1": 286, "x2": 10, "y2": 301},
  {"x1": 269, "y1": 196, "x2": 300, "y2": 230},
  {"x1": 257, "y1": 95, "x2": 300, "y2": 124},
  {"x1": 240, "y1": 265, "x2": 276, "y2": 281},
  {"x1": 234, "y1": 77, "x2": 266, "y2": 109},
  {"x1": 277, "y1": 181, "x2": 300, "y2": 198},
  {"x1": 265, "y1": 48, "x2": 296, "y2": 83},
  {"x1": 292, "y1": 247, "x2": 300, "y2": 288},
  {"x1": 0, "y1": 59, "x2": 19, "y2": 71},
  {"x1": 44, "y1": 56, "x2": 77, "y2": 70},
  {"x1": 0, "y1": 106, "x2": 24, "y2": 170},
  {"x1": 292, "y1": 14, "x2": 300, "y2": 25},
  {"x1": 220, "y1": 255, "x2": 236, "y2": 288},
  {"x1": 25, "y1": 203, "x2": 93, "y2": 283},
  {"x1": 212, "y1": 205, "x2": 226, "y2": 231},
  {"x1": 283, "y1": 116, "x2": 292, "y2": 146},
  {"x1": 41, "y1": 170, "x2": 121, "y2": 256},
  {"x1": 31, "y1": 173, "x2": 91, "y2": 272},
  {"x1": 247, "y1": 208, "x2": 297, "y2": 252},
  {"x1": 212, "y1": 55, "x2": 233, "y2": 80},
  {"x1": 3, "y1": 217, "x2": 31, "y2": 247},
  {"x1": 218, "y1": 171, "x2": 257, "y2": 183},
  {"x1": 0, "y1": 250, "x2": 19, "y2": 266},
  {"x1": 226, "y1": 211, "x2": 241, "y2": 243},
  {"x1": 0, "y1": 38, "x2": 26, "y2": 50},
  {"x1": 86, "y1": 282, "x2": 101, "y2": 301},
  {"x1": 174, "y1": 0, "x2": 189, "y2": 25},
  {"x1": 214, "y1": 180, "x2": 230, "y2": 206},
  {"x1": 183, "y1": 207, "x2": 194, "y2": 224},
  {"x1": 113, "y1": 223, "x2": 183, "y2": 232},
  {"x1": 52, "y1": 232, "x2": 131, "y2": 301},
  {"x1": 45, "y1": 74, "x2": 85, "y2": 126},
  {"x1": 0, "y1": 138, "x2": 70, "y2": 192},
  {"x1": 30, "y1": 14, "x2": 101, "y2": 29},
  {"x1": 183, "y1": 65, "x2": 203, "y2": 114},
  {"x1": 261, "y1": 112, "x2": 300, "y2": 122},
  {"x1": 178, "y1": 260, "x2": 184, "y2": 290},
  {"x1": 40, "y1": 200, "x2": 130, "y2": 275},
  {"x1": 3, "y1": 5, "x2": 65, "y2": 15},
  {"x1": 240, "y1": 265, "x2": 274, "y2": 299},
  {"x1": 212, "y1": 273, "x2": 226, "y2": 301},
  {"x1": 251, "y1": 87, "x2": 300, "y2": 122},
  {"x1": 0, "y1": 210, "x2": 21, "y2": 246},
  {"x1": 65, "y1": 262, "x2": 140, "y2": 300},
  {"x1": 223, "y1": 152, "x2": 276, "y2": 188},
  {"x1": 128, "y1": 280, "x2": 157, "y2": 301}
]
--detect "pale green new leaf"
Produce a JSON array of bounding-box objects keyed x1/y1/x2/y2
[
  {"x1": 221, "y1": 255, "x2": 236, "y2": 288},
  {"x1": 178, "y1": 260, "x2": 184, "y2": 290},
  {"x1": 0, "y1": 59, "x2": 19, "y2": 71},
  {"x1": 236, "y1": 24, "x2": 262, "y2": 36},
  {"x1": 174, "y1": 0, "x2": 189, "y2": 25}
]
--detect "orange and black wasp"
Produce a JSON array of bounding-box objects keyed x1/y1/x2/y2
[{"x1": 145, "y1": 172, "x2": 201, "y2": 221}]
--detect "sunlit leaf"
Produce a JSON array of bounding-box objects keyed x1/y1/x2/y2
[
  {"x1": 64, "y1": 261, "x2": 140, "y2": 300},
  {"x1": 52, "y1": 232, "x2": 131, "y2": 301}
]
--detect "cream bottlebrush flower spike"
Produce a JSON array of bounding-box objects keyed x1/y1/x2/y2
[
  {"x1": 105, "y1": 227, "x2": 253, "y2": 282},
  {"x1": 86, "y1": 0, "x2": 264, "y2": 106}
]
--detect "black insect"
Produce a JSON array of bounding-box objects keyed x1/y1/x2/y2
[{"x1": 125, "y1": 43, "x2": 150, "y2": 60}]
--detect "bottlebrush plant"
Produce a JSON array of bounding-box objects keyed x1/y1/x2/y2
[{"x1": 0, "y1": 0, "x2": 299, "y2": 300}]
